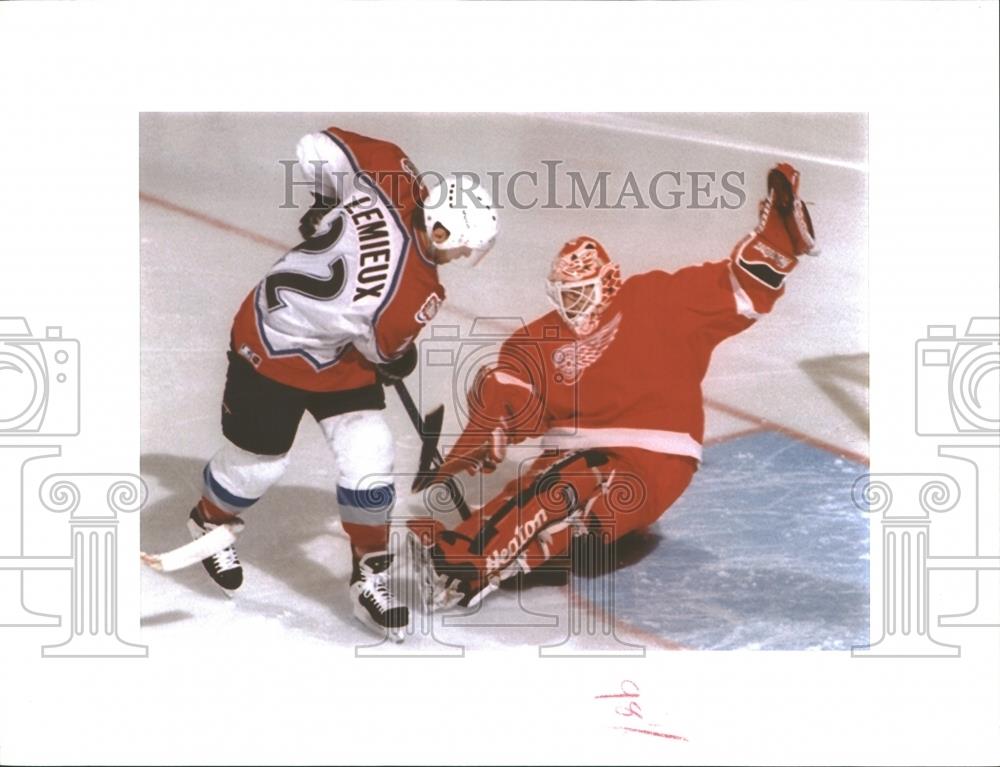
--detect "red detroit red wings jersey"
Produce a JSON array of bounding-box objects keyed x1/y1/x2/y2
[
  {"x1": 478, "y1": 256, "x2": 788, "y2": 462},
  {"x1": 231, "y1": 127, "x2": 444, "y2": 392}
]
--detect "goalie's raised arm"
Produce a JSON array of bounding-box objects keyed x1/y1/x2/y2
[
  {"x1": 649, "y1": 162, "x2": 817, "y2": 346},
  {"x1": 729, "y1": 162, "x2": 817, "y2": 313}
]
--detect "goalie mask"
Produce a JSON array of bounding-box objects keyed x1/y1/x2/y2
[{"x1": 545, "y1": 236, "x2": 622, "y2": 336}]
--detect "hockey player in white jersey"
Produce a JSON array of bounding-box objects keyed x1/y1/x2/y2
[{"x1": 183, "y1": 126, "x2": 497, "y2": 640}]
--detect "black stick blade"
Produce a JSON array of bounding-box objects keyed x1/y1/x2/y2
[{"x1": 412, "y1": 405, "x2": 445, "y2": 491}]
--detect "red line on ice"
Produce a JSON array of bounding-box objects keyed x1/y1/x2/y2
[
  {"x1": 140, "y1": 191, "x2": 290, "y2": 251},
  {"x1": 140, "y1": 192, "x2": 870, "y2": 466},
  {"x1": 705, "y1": 397, "x2": 869, "y2": 466},
  {"x1": 143, "y1": 190, "x2": 870, "y2": 654}
]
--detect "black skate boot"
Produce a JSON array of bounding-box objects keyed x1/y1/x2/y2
[
  {"x1": 187, "y1": 505, "x2": 244, "y2": 591},
  {"x1": 350, "y1": 551, "x2": 409, "y2": 642}
]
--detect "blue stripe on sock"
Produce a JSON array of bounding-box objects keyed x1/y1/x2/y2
[
  {"x1": 203, "y1": 464, "x2": 257, "y2": 510},
  {"x1": 337, "y1": 484, "x2": 395, "y2": 510},
  {"x1": 337, "y1": 484, "x2": 395, "y2": 524}
]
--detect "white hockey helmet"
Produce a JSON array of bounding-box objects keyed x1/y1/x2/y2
[{"x1": 420, "y1": 174, "x2": 498, "y2": 264}]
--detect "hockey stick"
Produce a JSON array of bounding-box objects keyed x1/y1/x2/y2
[
  {"x1": 390, "y1": 379, "x2": 472, "y2": 520},
  {"x1": 140, "y1": 519, "x2": 245, "y2": 573}
]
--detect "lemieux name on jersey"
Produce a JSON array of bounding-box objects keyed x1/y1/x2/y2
[{"x1": 344, "y1": 195, "x2": 395, "y2": 303}]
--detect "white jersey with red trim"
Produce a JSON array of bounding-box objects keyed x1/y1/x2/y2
[
  {"x1": 230, "y1": 128, "x2": 444, "y2": 392},
  {"x1": 250, "y1": 190, "x2": 412, "y2": 368}
]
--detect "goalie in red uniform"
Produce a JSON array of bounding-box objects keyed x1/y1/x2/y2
[{"x1": 409, "y1": 163, "x2": 816, "y2": 610}]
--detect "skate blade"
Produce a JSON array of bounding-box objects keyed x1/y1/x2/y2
[
  {"x1": 356, "y1": 618, "x2": 407, "y2": 644},
  {"x1": 353, "y1": 606, "x2": 408, "y2": 643}
]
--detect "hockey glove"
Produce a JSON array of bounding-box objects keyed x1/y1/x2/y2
[
  {"x1": 765, "y1": 163, "x2": 816, "y2": 256},
  {"x1": 446, "y1": 425, "x2": 509, "y2": 474},
  {"x1": 376, "y1": 344, "x2": 418, "y2": 383},
  {"x1": 298, "y1": 191, "x2": 340, "y2": 240},
  {"x1": 413, "y1": 425, "x2": 509, "y2": 491}
]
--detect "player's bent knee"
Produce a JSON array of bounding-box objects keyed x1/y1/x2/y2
[
  {"x1": 204, "y1": 441, "x2": 291, "y2": 512},
  {"x1": 323, "y1": 410, "x2": 395, "y2": 488}
]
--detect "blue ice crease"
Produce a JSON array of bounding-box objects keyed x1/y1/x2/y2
[{"x1": 577, "y1": 431, "x2": 870, "y2": 650}]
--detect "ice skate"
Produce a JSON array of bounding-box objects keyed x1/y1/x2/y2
[
  {"x1": 187, "y1": 505, "x2": 244, "y2": 592},
  {"x1": 351, "y1": 551, "x2": 409, "y2": 642}
]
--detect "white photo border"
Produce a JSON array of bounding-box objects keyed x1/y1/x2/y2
[{"x1": 0, "y1": 1, "x2": 997, "y2": 765}]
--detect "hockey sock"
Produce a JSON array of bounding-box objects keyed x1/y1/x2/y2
[
  {"x1": 200, "y1": 444, "x2": 290, "y2": 519},
  {"x1": 196, "y1": 497, "x2": 238, "y2": 524},
  {"x1": 337, "y1": 483, "x2": 396, "y2": 560}
]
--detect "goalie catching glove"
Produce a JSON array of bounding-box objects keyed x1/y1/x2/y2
[
  {"x1": 729, "y1": 162, "x2": 817, "y2": 311},
  {"x1": 766, "y1": 162, "x2": 816, "y2": 257}
]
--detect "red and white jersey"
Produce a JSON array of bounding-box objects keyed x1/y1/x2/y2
[
  {"x1": 457, "y1": 245, "x2": 797, "y2": 463},
  {"x1": 231, "y1": 127, "x2": 444, "y2": 392}
]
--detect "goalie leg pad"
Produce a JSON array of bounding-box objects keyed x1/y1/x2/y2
[
  {"x1": 431, "y1": 450, "x2": 611, "y2": 600},
  {"x1": 585, "y1": 450, "x2": 697, "y2": 538}
]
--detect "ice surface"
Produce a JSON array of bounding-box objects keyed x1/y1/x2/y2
[{"x1": 139, "y1": 113, "x2": 868, "y2": 651}]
